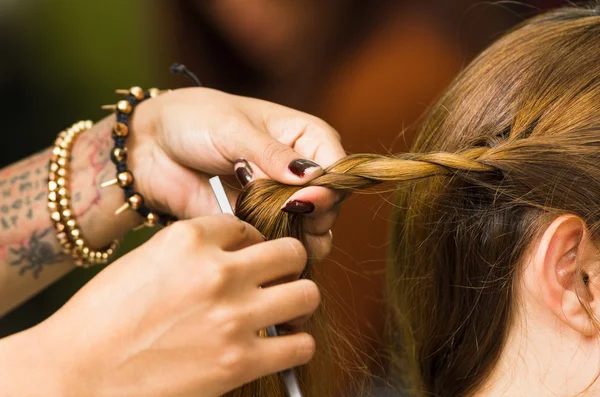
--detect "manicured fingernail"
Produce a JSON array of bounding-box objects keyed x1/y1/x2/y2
[
  {"x1": 288, "y1": 159, "x2": 321, "y2": 178},
  {"x1": 281, "y1": 200, "x2": 315, "y2": 214},
  {"x1": 234, "y1": 159, "x2": 253, "y2": 187}
]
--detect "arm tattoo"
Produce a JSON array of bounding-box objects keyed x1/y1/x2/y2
[
  {"x1": 9, "y1": 228, "x2": 65, "y2": 279},
  {"x1": 1, "y1": 119, "x2": 113, "y2": 278}
]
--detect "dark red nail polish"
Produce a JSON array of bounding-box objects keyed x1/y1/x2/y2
[
  {"x1": 234, "y1": 159, "x2": 253, "y2": 187},
  {"x1": 281, "y1": 200, "x2": 315, "y2": 214},
  {"x1": 288, "y1": 159, "x2": 321, "y2": 178}
]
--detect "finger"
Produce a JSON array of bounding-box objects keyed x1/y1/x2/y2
[
  {"x1": 252, "y1": 279, "x2": 321, "y2": 330},
  {"x1": 303, "y1": 210, "x2": 340, "y2": 236},
  {"x1": 304, "y1": 231, "x2": 333, "y2": 265},
  {"x1": 280, "y1": 185, "x2": 345, "y2": 219},
  {"x1": 234, "y1": 237, "x2": 307, "y2": 285},
  {"x1": 185, "y1": 214, "x2": 264, "y2": 251},
  {"x1": 253, "y1": 104, "x2": 346, "y2": 167},
  {"x1": 236, "y1": 237, "x2": 307, "y2": 283},
  {"x1": 295, "y1": 125, "x2": 346, "y2": 169},
  {"x1": 239, "y1": 127, "x2": 324, "y2": 185},
  {"x1": 255, "y1": 332, "x2": 316, "y2": 375},
  {"x1": 233, "y1": 159, "x2": 268, "y2": 188}
]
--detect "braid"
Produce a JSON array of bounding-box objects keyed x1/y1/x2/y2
[
  {"x1": 313, "y1": 148, "x2": 493, "y2": 189},
  {"x1": 235, "y1": 148, "x2": 496, "y2": 241},
  {"x1": 233, "y1": 148, "x2": 503, "y2": 396}
]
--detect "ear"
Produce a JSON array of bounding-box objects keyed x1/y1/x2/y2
[{"x1": 533, "y1": 215, "x2": 600, "y2": 336}]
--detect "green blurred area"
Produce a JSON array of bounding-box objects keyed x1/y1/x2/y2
[{"x1": 0, "y1": 0, "x2": 170, "y2": 336}]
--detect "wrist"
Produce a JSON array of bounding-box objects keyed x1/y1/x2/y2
[
  {"x1": 101, "y1": 87, "x2": 176, "y2": 227},
  {"x1": 66, "y1": 117, "x2": 141, "y2": 249},
  {"x1": 130, "y1": 92, "x2": 160, "y2": 145},
  {"x1": 77, "y1": 161, "x2": 141, "y2": 248},
  {"x1": 127, "y1": 95, "x2": 162, "y2": 211}
]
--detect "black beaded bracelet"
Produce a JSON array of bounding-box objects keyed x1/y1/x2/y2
[{"x1": 101, "y1": 87, "x2": 176, "y2": 227}]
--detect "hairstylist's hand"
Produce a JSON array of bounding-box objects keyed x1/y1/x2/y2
[
  {"x1": 129, "y1": 88, "x2": 345, "y2": 261},
  {"x1": 10, "y1": 215, "x2": 318, "y2": 397}
]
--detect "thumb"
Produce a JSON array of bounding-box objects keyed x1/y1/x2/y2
[{"x1": 243, "y1": 130, "x2": 323, "y2": 185}]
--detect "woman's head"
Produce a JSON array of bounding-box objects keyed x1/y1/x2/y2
[
  {"x1": 236, "y1": 2, "x2": 600, "y2": 396},
  {"x1": 390, "y1": 4, "x2": 600, "y2": 395}
]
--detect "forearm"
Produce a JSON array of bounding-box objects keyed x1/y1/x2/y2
[{"x1": 0, "y1": 116, "x2": 140, "y2": 316}]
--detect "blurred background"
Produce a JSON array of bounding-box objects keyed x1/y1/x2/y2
[{"x1": 0, "y1": 0, "x2": 572, "y2": 383}]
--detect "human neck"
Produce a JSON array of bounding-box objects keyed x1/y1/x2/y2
[{"x1": 474, "y1": 299, "x2": 600, "y2": 396}]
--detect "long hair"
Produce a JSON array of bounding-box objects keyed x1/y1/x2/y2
[{"x1": 233, "y1": 3, "x2": 600, "y2": 396}]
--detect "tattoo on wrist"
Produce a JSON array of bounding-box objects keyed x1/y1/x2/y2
[
  {"x1": 0, "y1": 162, "x2": 49, "y2": 231},
  {"x1": 0, "y1": 119, "x2": 115, "y2": 278},
  {"x1": 9, "y1": 227, "x2": 65, "y2": 279}
]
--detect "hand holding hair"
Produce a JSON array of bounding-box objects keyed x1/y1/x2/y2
[
  {"x1": 0, "y1": 214, "x2": 319, "y2": 397},
  {"x1": 128, "y1": 87, "x2": 346, "y2": 260}
]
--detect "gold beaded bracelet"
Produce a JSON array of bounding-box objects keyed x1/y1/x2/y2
[{"x1": 48, "y1": 120, "x2": 119, "y2": 267}]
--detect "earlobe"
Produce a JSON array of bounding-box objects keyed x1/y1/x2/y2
[{"x1": 533, "y1": 215, "x2": 598, "y2": 336}]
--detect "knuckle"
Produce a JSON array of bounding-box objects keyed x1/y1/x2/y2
[
  {"x1": 321, "y1": 122, "x2": 342, "y2": 143},
  {"x1": 214, "y1": 213, "x2": 237, "y2": 226},
  {"x1": 204, "y1": 268, "x2": 227, "y2": 294},
  {"x1": 262, "y1": 141, "x2": 292, "y2": 168},
  {"x1": 283, "y1": 238, "x2": 308, "y2": 266},
  {"x1": 160, "y1": 220, "x2": 202, "y2": 248},
  {"x1": 233, "y1": 218, "x2": 252, "y2": 242},
  {"x1": 218, "y1": 214, "x2": 247, "y2": 236},
  {"x1": 218, "y1": 257, "x2": 238, "y2": 280},
  {"x1": 203, "y1": 254, "x2": 237, "y2": 293},
  {"x1": 213, "y1": 308, "x2": 244, "y2": 337},
  {"x1": 299, "y1": 280, "x2": 321, "y2": 312},
  {"x1": 219, "y1": 346, "x2": 246, "y2": 374},
  {"x1": 294, "y1": 334, "x2": 316, "y2": 364},
  {"x1": 308, "y1": 117, "x2": 341, "y2": 143}
]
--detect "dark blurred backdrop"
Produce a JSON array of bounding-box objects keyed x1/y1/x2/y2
[{"x1": 0, "y1": 0, "x2": 572, "y2": 379}]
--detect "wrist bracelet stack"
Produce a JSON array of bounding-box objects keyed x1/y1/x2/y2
[
  {"x1": 49, "y1": 66, "x2": 199, "y2": 267},
  {"x1": 48, "y1": 121, "x2": 119, "y2": 267},
  {"x1": 100, "y1": 87, "x2": 176, "y2": 228}
]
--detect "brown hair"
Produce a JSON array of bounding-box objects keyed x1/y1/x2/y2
[{"x1": 233, "y1": 2, "x2": 600, "y2": 396}]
